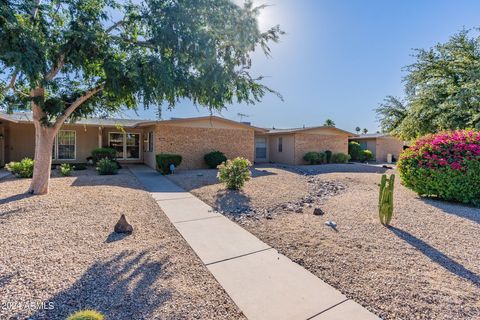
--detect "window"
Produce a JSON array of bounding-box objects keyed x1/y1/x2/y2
[
  {"x1": 52, "y1": 130, "x2": 76, "y2": 160},
  {"x1": 109, "y1": 132, "x2": 141, "y2": 160},
  {"x1": 278, "y1": 137, "x2": 283, "y2": 152},
  {"x1": 143, "y1": 131, "x2": 154, "y2": 152}
]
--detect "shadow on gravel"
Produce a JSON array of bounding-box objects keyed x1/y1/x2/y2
[
  {"x1": 0, "y1": 193, "x2": 33, "y2": 206},
  {"x1": 26, "y1": 250, "x2": 172, "y2": 320},
  {"x1": 390, "y1": 227, "x2": 480, "y2": 288},
  {"x1": 105, "y1": 232, "x2": 132, "y2": 243},
  {"x1": 421, "y1": 199, "x2": 480, "y2": 225},
  {"x1": 214, "y1": 189, "x2": 252, "y2": 214},
  {"x1": 268, "y1": 163, "x2": 390, "y2": 176}
]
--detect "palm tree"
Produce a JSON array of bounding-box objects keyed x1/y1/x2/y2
[
  {"x1": 324, "y1": 119, "x2": 335, "y2": 127},
  {"x1": 362, "y1": 128, "x2": 368, "y2": 134}
]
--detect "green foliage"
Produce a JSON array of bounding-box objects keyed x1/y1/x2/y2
[
  {"x1": 324, "y1": 150, "x2": 332, "y2": 163},
  {"x1": 91, "y1": 148, "x2": 117, "y2": 164},
  {"x1": 360, "y1": 149, "x2": 373, "y2": 162},
  {"x1": 378, "y1": 174, "x2": 395, "y2": 226},
  {"x1": 59, "y1": 163, "x2": 73, "y2": 176},
  {"x1": 5, "y1": 158, "x2": 34, "y2": 178},
  {"x1": 397, "y1": 130, "x2": 480, "y2": 205},
  {"x1": 348, "y1": 141, "x2": 362, "y2": 161},
  {"x1": 331, "y1": 153, "x2": 351, "y2": 163},
  {"x1": 217, "y1": 157, "x2": 252, "y2": 190},
  {"x1": 324, "y1": 119, "x2": 335, "y2": 127},
  {"x1": 204, "y1": 151, "x2": 227, "y2": 169},
  {"x1": 0, "y1": 0, "x2": 283, "y2": 122},
  {"x1": 96, "y1": 158, "x2": 118, "y2": 175},
  {"x1": 67, "y1": 310, "x2": 104, "y2": 320},
  {"x1": 376, "y1": 30, "x2": 480, "y2": 140},
  {"x1": 156, "y1": 154, "x2": 182, "y2": 174},
  {"x1": 303, "y1": 151, "x2": 321, "y2": 165}
]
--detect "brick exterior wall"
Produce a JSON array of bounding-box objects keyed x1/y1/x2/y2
[
  {"x1": 375, "y1": 137, "x2": 404, "y2": 162},
  {"x1": 155, "y1": 124, "x2": 255, "y2": 169},
  {"x1": 294, "y1": 133, "x2": 349, "y2": 164}
]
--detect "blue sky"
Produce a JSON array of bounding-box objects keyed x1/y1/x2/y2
[{"x1": 126, "y1": 0, "x2": 480, "y2": 132}]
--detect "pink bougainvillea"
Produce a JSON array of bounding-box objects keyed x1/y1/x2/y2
[{"x1": 400, "y1": 130, "x2": 480, "y2": 171}]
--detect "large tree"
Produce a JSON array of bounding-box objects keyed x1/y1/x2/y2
[
  {"x1": 0, "y1": 0, "x2": 283, "y2": 194},
  {"x1": 376, "y1": 30, "x2": 480, "y2": 140}
]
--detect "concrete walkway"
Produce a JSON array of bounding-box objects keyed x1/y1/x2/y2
[{"x1": 129, "y1": 165, "x2": 380, "y2": 320}]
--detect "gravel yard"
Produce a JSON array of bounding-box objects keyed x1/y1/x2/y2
[
  {"x1": 0, "y1": 168, "x2": 244, "y2": 320},
  {"x1": 169, "y1": 163, "x2": 480, "y2": 320}
]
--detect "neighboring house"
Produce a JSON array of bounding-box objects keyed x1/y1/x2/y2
[
  {"x1": 349, "y1": 133, "x2": 405, "y2": 162},
  {"x1": 0, "y1": 112, "x2": 355, "y2": 168}
]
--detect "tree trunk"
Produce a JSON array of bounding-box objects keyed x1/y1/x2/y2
[{"x1": 29, "y1": 125, "x2": 55, "y2": 195}]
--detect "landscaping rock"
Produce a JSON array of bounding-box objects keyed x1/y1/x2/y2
[
  {"x1": 114, "y1": 214, "x2": 133, "y2": 234},
  {"x1": 313, "y1": 208, "x2": 325, "y2": 216}
]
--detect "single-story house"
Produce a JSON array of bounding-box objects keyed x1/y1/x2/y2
[
  {"x1": 0, "y1": 112, "x2": 356, "y2": 169},
  {"x1": 349, "y1": 133, "x2": 405, "y2": 162}
]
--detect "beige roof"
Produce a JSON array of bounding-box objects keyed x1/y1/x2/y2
[{"x1": 266, "y1": 126, "x2": 356, "y2": 136}]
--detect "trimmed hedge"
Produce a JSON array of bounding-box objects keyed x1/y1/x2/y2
[
  {"x1": 348, "y1": 141, "x2": 361, "y2": 161},
  {"x1": 325, "y1": 150, "x2": 332, "y2": 163},
  {"x1": 304, "y1": 151, "x2": 321, "y2": 165},
  {"x1": 360, "y1": 149, "x2": 373, "y2": 162},
  {"x1": 204, "y1": 150, "x2": 227, "y2": 169},
  {"x1": 398, "y1": 130, "x2": 480, "y2": 205},
  {"x1": 331, "y1": 153, "x2": 351, "y2": 163},
  {"x1": 91, "y1": 147, "x2": 117, "y2": 163},
  {"x1": 156, "y1": 153, "x2": 182, "y2": 174}
]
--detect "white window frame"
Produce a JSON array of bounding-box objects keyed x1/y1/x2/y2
[
  {"x1": 53, "y1": 130, "x2": 76, "y2": 160},
  {"x1": 108, "y1": 132, "x2": 141, "y2": 160}
]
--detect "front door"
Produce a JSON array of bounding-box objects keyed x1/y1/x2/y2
[{"x1": 255, "y1": 137, "x2": 267, "y2": 162}]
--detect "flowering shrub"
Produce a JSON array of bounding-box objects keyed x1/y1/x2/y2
[{"x1": 398, "y1": 130, "x2": 480, "y2": 205}]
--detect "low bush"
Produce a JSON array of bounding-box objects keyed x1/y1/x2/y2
[
  {"x1": 318, "y1": 152, "x2": 326, "y2": 164},
  {"x1": 360, "y1": 149, "x2": 373, "y2": 162},
  {"x1": 303, "y1": 151, "x2": 321, "y2": 165},
  {"x1": 348, "y1": 141, "x2": 362, "y2": 161},
  {"x1": 156, "y1": 153, "x2": 182, "y2": 174},
  {"x1": 96, "y1": 158, "x2": 118, "y2": 175},
  {"x1": 59, "y1": 163, "x2": 73, "y2": 176},
  {"x1": 217, "y1": 157, "x2": 252, "y2": 190},
  {"x1": 331, "y1": 153, "x2": 351, "y2": 163},
  {"x1": 398, "y1": 130, "x2": 480, "y2": 205},
  {"x1": 324, "y1": 150, "x2": 332, "y2": 163},
  {"x1": 67, "y1": 310, "x2": 104, "y2": 320},
  {"x1": 5, "y1": 158, "x2": 34, "y2": 178},
  {"x1": 204, "y1": 150, "x2": 227, "y2": 168},
  {"x1": 91, "y1": 147, "x2": 117, "y2": 164}
]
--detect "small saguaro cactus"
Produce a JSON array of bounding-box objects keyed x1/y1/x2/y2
[{"x1": 378, "y1": 174, "x2": 395, "y2": 226}]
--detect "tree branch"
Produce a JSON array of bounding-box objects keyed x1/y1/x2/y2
[
  {"x1": 44, "y1": 54, "x2": 65, "y2": 81},
  {"x1": 110, "y1": 36, "x2": 156, "y2": 49},
  {"x1": 106, "y1": 20, "x2": 125, "y2": 33},
  {"x1": 31, "y1": 0, "x2": 42, "y2": 20},
  {"x1": 53, "y1": 84, "x2": 104, "y2": 130}
]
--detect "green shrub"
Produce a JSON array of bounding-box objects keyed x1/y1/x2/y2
[
  {"x1": 204, "y1": 150, "x2": 227, "y2": 169},
  {"x1": 324, "y1": 150, "x2": 332, "y2": 163},
  {"x1": 59, "y1": 163, "x2": 73, "y2": 176},
  {"x1": 73, "y1": 163, "x2": 87, "y2": 170},
  {"x1": 96, "y1": 158, "x2": 118, "y2": 175},
  {"x1": 379, "y1": 174, "x2": 395, "y2": 226},
  {"x1": 91, "y1": 147, "x2": 117, "y2": 164},
  {"x1": 360, "y1": 149, "x2": 373, "y2": 162},
  {"x1": 5, "y1": 158, "x2": 34, "y2": 178},
  {"x1": 318, "y1": 152, "x2": 326, "y2": 164},
  {"x1": 331, "y1": 153, "x2": 351, "y2": 163},
  {"x1": 348, "y1": 141, "x2": 362, "y2": 161},
  {"x1": 398, "y1": 130, "x2": 480, "y2": 205},
  {"x1": 156, "y1": 153, "x2": 182, "y2": 174},
  {"x1": 217, "y1": 157, "x2": 252, "y2": 190},
  {"x1": 67, "y1": 310, "x2": 104, "y2": 320},
  {"x1": 303, "y1": 151, "x2": 321, "y2": 165}
]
